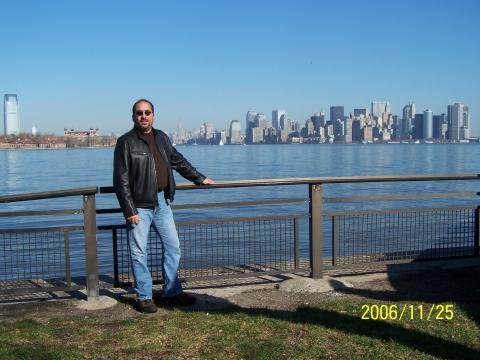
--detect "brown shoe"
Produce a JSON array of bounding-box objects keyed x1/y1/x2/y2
[
  {"x1": 136, "y1": 299, "x2": 158, "y2": 313},
  {"x1": 162, "y1": 292, "x2": 197, "y2": 306}
]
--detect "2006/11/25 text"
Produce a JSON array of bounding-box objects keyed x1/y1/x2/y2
[{"x1": 361, "y1": 304, "x2": 454, "y2": 321}]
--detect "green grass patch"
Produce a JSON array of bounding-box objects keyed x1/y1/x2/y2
[{"x1": 1, "y1": 299, "x2": 479, "y2": 359}]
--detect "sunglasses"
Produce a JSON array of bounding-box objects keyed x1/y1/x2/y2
[{"x1": 135, "y1": 110, "x2": 152, "y2": 116}]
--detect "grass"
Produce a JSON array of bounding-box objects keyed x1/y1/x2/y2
[{"x1": 1, "y1": 298, "x2": 479, "y2": 359}]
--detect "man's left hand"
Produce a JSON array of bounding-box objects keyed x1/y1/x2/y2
[{"x1": 202, "y1": 178, "x2": 215, "y2": 185}]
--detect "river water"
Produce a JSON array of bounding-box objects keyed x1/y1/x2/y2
[{"x1": 1, "y1": 143, "x2": 479, "y2": 276}]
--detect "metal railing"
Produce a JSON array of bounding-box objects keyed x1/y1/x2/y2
[
  {"x1": 1, "y1": 174, "x2": 479, "y2": 301},
  {"x1": 0, "y1": 188, "x2": 98, "y2": 300}
]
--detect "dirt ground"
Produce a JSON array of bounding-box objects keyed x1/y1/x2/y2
[{"x1": 1, "y1": 263, "x2": 479, "y2": 323}]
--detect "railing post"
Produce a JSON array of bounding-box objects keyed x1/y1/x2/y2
[
  {"x1": 475, "y1": 206, "x2": 480, "y2": 256},
  {"x1": 309, "y1": 184, "x2": 323, "y2": 279},
  {"x1": 83, "y1": 193, "x2": 99, "y2": 300}
]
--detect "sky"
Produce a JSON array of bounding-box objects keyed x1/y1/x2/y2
[{"x1": 1, "y1": 0, "x2": 479, "y2": 136}]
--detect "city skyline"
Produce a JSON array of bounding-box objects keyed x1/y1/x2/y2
[
  {"x1": 1, "y1": 0, "x2": 479, "y2": 135},
  {"x1": 1, "y1": 95, "x2": 474, "y2": 140}
]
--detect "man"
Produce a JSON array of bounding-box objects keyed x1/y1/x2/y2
[{"x1": 113, "y1": 99, "x2": 214, "y2": 313}]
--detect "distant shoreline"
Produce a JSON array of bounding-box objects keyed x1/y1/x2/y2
[{"x1": 3, "y1": 143, "x2": 479, "y2": 151}]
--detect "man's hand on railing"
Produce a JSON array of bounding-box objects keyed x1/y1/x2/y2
[{"x1": 128, "y1": 214, "x2": 141, "y2": 225}]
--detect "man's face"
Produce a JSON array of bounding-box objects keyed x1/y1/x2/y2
[{"x1": 133, "y1": 101, "x2": 154, "y2": 133}]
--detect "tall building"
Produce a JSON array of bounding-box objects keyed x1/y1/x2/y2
[
  {"x1": 330, "y1": 106, "x2": 344, "y2": 123},
  {"x1": 254, "y1": 113, "x2": 270, "y2": 129},
  {"x1": 310, "y1": 112, "x2": 325, "y2": 134},
  {"x1": 413, "y1": 114, "x2": 424, "y2": 139},
  {"x1": 272, "y1": 109, "x2": 286, "y2": 129},
  {"x1": 423, "y1": 109, "x2": 433, "y2": 139},
  {"x1": 401, "y1": 103, "x2": 416, "y2": 139},
  {"x1": 279, "y1": 113, "x2": 289, "y2": 131},
  {"x1": 371, "y1": 101, "x2": 391, "y2": 120},
  {"x1": 448, "y1": 102, "x2": 470, "y2": 140},
  {"x1": 343, "y1": 118, "x2": 352, "y2": 143},
  {"x1": 245, "y1": 111, "x2": 257, "y2": 143},
  {"x1": 229, "y1": 120, "x2": 242, "y2": 144},
  {"x1": 433, "y1": 114, "x2": 448, "y2": 140},
  {"x1": 4, "y1": 94, "x2": 20, "y2": 135}
]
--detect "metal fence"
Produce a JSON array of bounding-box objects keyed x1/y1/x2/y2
[
  {"x1": 0, "y1": 174, "x2": 479, "y2": 301},
  {"x1": 0, "y1": 188, "x2": 98, "y2": 300},
  {"x1": 329, "y1": 207, "x2": 477, "y2": 267},
  {"x1": 104, "y1": 214, "x2": 303, "y2": 287}
]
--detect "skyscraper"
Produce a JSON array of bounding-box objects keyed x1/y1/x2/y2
[
  {"x1": 310, "y1": 112, "x2": 325, "y2": 134},
  {"x1": 423, "y1": 109, "x2": 433, "y2": 139},
  {"x1": 330, "y1": 106, "x2": 344, "y2": 122},
  {"x1": 448, "y1": 102, "x2": 470, "y2": 140},
  {"x1": 413, "y1": 114, "x2": 424, "y2": 139},
  {"x1": 272, "y1": 109, "x2": 286, "y2": 129},
  {"x1": 229, "y1": 120, "x2": 242, "y2": 144},
  {"x1": 245, "y1": 111, "x2": 257, "y2": 144},
  {"x1": 4, "y1": 94, "x2": 20, "y2": 135},
  {"x1": 433, "y1": 114, "x2": 448, "y2": 140},
  {"x1": 371, "y1": 101, "x2": 391, "y2": 126},
  {"x1": 401, "y1": 103, "x2": 416, "y2": 139}
]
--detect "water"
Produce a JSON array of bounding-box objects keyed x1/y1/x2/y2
[{"x1": 1, "y1": 143, "x2": 480, "y2": 276}]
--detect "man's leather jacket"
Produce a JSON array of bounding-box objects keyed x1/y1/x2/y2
[{"x1": 113, "y1": 127, "x2": 206, "y2": 219}]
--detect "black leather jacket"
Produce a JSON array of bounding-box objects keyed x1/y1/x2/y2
[{"x1": 113, "y1": 127, "x2": 206, "y2": 219}]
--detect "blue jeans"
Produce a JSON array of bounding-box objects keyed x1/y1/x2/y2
[{"x1": 126, "y1": 193, "x2": 183, "y2": 300}]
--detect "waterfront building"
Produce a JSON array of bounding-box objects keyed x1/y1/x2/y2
[
  {"x1": 265, "y1": 127, "x2": 278, "y2": 143},
  {"x1": 325, "y1": 124, "x2": 334, "y2": 138},
  {"x1": 362, "y1": 126, "x2": 373, "y2": 142},
  {"x1": 272, "y1": 109, "x2": 286, "y2": 129},
  {"x1": 402, "y1": 103, "x2": 416, "y2": 139},
  {"x1": 4, "y1": 94, "x2": 20, "y2": 135},
  {"x1": 310, "y1": 112, "x2": 325, "y2": 134},
  {"x1": 279, "y1": 114, "x2": 289, "y2": 131},
  {"x1": 423, "y1": 109, "x2": 433, "y2": 139},
  {"x1": 245, "y1": 111, "x2": 257, "y2": 143},
  {"x1": 333, "y1": 118, "x2": 344, "y2": 141},
  {"x1": 204, "y1": 122, "x2": 214, "y2": 140},
  {"x1": 343, "y1": 117, "x2": 352, "y2": 143},
  {"x1": 413, "y1": 114, "x2": 424, "y2": 139},
  {"x1": 279, "y1": 128, "x2": 290, "y2": 142},
  {"x1": 229, "y1": 120, "x2": 242, "y2": 144},
  {"x1": 330, "y1": 106, "x2": 344, "y2": 123},
  {"x1": 64, "y1": 128, "x2": 100, "y2": 138},
  {"x1": 352, "y1": 119, "x2": 362, "y2": 142},
  {"x1": 433, "y1": 114, "x2": 448, "y2": 140},
  {"x1": 254, "y1": 113, "x2": 270, "y2": 129},
  {"x1": 448, "y1": 102, "x2": 470, "y2": 141},
  {"x1": 251, "y1": 127, "x2": 264, "y2": 143},
  {"x1": 214, "y1": 130, "x2": 227, "y2": 145},
  {"x1": 305, "y1": 118, "x2": 315, "y2": 137}
]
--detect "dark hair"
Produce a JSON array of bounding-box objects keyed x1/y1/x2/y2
[{"x1": 132, "y1": 99, "x2": 154, "y2": 115}]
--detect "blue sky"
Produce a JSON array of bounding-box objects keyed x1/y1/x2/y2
[{"x1": 1, "y1": 0, "x2": 479, "y2": 135}]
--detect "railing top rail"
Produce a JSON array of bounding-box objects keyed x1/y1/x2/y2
[
  {"x1": 1, "y1": 175, "x2": 479, "y2": 201},
  {"x1": 99, "y1": 173, "x2": 480, "y2": 193},
  {"x1": 0, "y1": 187, "x2": 98, "y2": 204}
]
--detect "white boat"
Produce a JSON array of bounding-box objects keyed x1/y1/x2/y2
[{"x1": 219, "y1": 139, "x2": 224, "y2": 146}]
